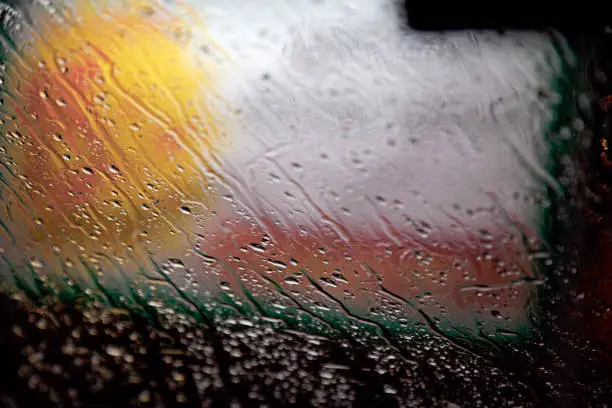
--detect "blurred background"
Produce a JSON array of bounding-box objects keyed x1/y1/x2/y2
[{"x1": 0, "y1": 1, "x2": 610, "y2": 406}]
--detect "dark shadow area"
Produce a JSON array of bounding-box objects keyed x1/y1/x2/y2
[
  {"x1": 404, "y1": 1, "x2": 607, "y2": 32},
  {"x1": 0, "y1": 290, "x2": 611, "y2": 407}
]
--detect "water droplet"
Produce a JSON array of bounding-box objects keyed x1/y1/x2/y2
[
  {"x1": 248, "y1": 243, "x2": 266, "y2": 253},
  {"x1": 138, "y1": 390, "x2": 151, "y2": 403},
  {"x1": 169, "y1": 258, "x2": 185, "y2": 268},
  {"x1": 199, "y1": 253, "x2": 217, "y2": 266},
  {"x1": 29, "y1": 258, "x2": 43, "y2": 268},
  {"x1": 106, "y1": 345, "x2": 122, "y2": 357},
  {"x1": 383, "y1": 384, "x2": 397, "y2": 395},
  {"x1": 284, "y1": 276, "x2": 300, "y2": 285},
  {"x1": 319, "y1": 277, "x2": 337, "y2": 287},
  {"x1": 267, "y1": 259, "x2": 287, "y2": 270},
  {"x1": 332, "y1": 273, "x2": 348, "y2": 283}
]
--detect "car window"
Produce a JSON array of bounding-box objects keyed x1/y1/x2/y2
[{"x1": 0, "y1": 1, "x2": 610, "y2": 407}]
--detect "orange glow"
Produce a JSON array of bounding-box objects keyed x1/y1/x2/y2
[
  {"x1": 202, "y1": 216, "x2": 533, "y2": 329},
  {"x1": 1, "y1": 0, "x2": 222, "y2": 252}
]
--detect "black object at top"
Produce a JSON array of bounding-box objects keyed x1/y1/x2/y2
[{"x1": 405, "y1": 1, "x2": 607, "y2": 31}]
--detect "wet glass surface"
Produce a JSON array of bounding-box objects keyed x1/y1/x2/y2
[{"x1": 0, "y1": 1, "x2": 610, "y2": 407}]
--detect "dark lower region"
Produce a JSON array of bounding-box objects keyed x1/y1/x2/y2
[{"x1": 0, "y1": 292, "x2": 610, "y2": 408}]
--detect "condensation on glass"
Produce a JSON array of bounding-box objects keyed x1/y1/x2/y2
[{"x1": 0, "y1": 0, "x2": 608, "y2": 407}]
